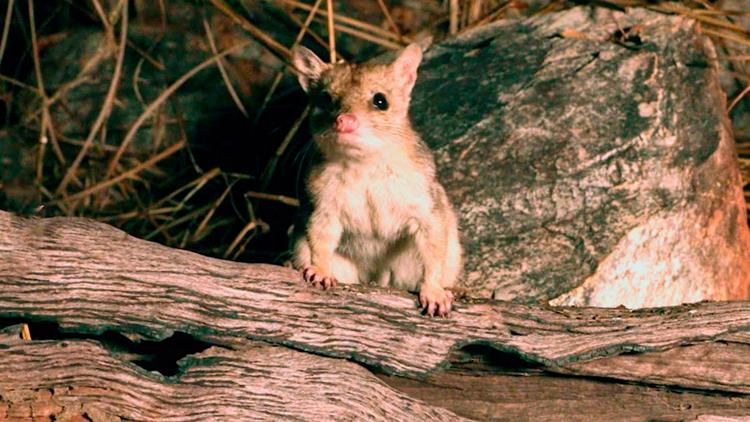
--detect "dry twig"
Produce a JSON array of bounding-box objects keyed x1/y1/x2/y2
[
  {"x1": 203, "y1": 16, "x2": 249, "y2": 118},
  {"x1": 450, "y1": 0, "x2": 460, "y2": 34},
  {"x1": 209, "y1": 0, "x2": 292, "y2": 59},
  {"x1": 62, "y1": 141, "x2": 186, "y2": 206},
  {"x1": 28, "y1": 0, "x2": 66, "y2": 180},
  {"x1": 261, "y1": 105, "x2": 309, "y2": 189},
  {"x1": 0, "y1": 0, "x2": 14, "y2": 68},
  {"x1": 245, "y1": 191, "x2": 300, "y2": 207},
  {"x1": 104, "y1": 40, "x2": 253, "y2": 180},
  {"x1": 56, "y1": 0, "x2": 128, "y2": 198},
  {"x1": 275, "y1": 0, "x2": 402, "y2": 42},
  {"x1": 376, "y1": 0, "x2": 402, "y2": 39},
  {"x1": 254, "y1": 0, "x2": 324, "y2": 126},
  {"x1": 326, "y1": 0, "x2": 337, "y2": 63}
]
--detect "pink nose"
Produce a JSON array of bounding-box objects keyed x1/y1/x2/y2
[{"x1": 334, "y1": 114, "x2": 358, "y2": 134}]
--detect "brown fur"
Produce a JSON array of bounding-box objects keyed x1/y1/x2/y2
[{"x1": 291, "y1": 44, "x2": 462, "y2": 317}]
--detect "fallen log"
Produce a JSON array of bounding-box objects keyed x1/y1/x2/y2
[
  {"x1": 0, "y1": 330, "x2": 462, "y2": 421},
  {"x1": 2, "y1": 210, "x2": 750, "y2": 420},
  {"x1": 2, "y1": 333, "x2": 749, "y2": 422}
]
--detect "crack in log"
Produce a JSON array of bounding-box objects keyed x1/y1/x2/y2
[
  {"x1": 0, "y1": 320, "x2": 212, "y2": 377},
  {"x1": 448, "y1": 343, "x2": 546, "y2": 374},
  {"x1": 0, "y1": 338, "x2": 466, "y2": 421}
]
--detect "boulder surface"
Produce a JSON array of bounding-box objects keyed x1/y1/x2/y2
[{"x1": 410, "y1": 7, "x2": 750, "y2": 307}]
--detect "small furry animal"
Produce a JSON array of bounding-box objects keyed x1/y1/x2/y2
[{"x1": 290, "y1": 43, "x2": 462, "y2": 317}]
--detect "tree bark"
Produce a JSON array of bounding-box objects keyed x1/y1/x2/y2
[
  {"x1": 0, "y1": 329, "x2": 462, "y2": 421},
  {"x1": 2, "y1": 209, "x2": 750, "y2": 420}
]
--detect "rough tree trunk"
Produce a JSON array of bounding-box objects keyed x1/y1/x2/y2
[{"x1": 1, "y1": 209, "x2": 750, "y2": 421}]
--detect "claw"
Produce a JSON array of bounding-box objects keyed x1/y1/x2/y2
[
  {"x1": 301, "y1": 266, "x2": 337, "y2": 290},
  {"x1": 418, "y1": 285, "x2": 454, "y2": 317},
  {"x1": 322, "y1": 276, "x2": 337, "y2": 290}
]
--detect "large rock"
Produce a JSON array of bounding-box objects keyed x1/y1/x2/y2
[{"x1": 410, "y1": 7, "x2": 750, "y2": 307}]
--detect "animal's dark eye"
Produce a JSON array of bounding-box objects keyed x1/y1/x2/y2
[
  {"x1": 315, "y1": 90, "x2": 335, "y2": 111},
  {"x1": 372, "y1": 92, "x2": 388, "y2": 111}
]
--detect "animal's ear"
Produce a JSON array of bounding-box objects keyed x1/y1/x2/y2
[
  {"x1": 292, "y1": 46, "x2": 329, "y2": 92},
  {"x1": 391, "y1": 43, "x2": 423, "y2": 93}
]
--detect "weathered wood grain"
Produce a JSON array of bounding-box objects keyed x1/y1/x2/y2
[
  {"x1": 0, "y1": 335, "x2": 463, "y2": 422},
  {"x1": 381, "y1": 369, "x2": 750, "y2": 421},
  {"x1": 3, "y1": 331, "x2": 749, "y2": 422},
  {"x1": 561, "y1": 341, "x2": 750, "y2": 393},
  {"x1": 2, "y1": 210, "x2": 750, "y2": 397}
]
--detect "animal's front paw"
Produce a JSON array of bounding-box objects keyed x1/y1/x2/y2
[
  {"x1": 302, "y1": 266, "x2": 337, "y2": 290},
  {"x1": 418, "y1": 285, "x2": 454, "y2": 317}
]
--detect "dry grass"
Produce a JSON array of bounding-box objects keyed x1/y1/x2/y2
[{"x1": 1, "y1": 0, "x2": 750, "y2": 262}]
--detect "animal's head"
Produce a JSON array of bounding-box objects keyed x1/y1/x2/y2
[{"x1": 292, "y1": 44, "x2": 423, "y2": 159}]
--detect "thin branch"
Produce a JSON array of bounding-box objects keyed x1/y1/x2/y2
[
  {"x1": 145, "y1": 201, "x2": 215, "y2": 241},
  {"x1": 126, "y1": 39, "x2": 165, "y2": 70},
  {"x1": 104, "y1": 168, "x2": 222, "y2": 222},
  {"x1": 61, "y1": 141, "x2": 186, "y2": 205},
  {"x1": 190, "y1": 181, "x2": 234, "y2": 243},
  {"x1": 229, "y1": 218, "x2": 270, "y2": 260},
  {"x1": 101, "y1": 206, "x2": 177, "y2": 222},
  {"x1": 224, "y1": 219, "x2": 267, "y2": 259},
  {"x1": 166, "y1": 168, "x2": 221, "y2": 219},
  {"x1": 376, "y1": 0, "x2": 402, "y2": 40},
  {"x1": 311, "y1": 15, "x2": 402, "y2": 50},
  {"x1": 208, "y1": 0, "x2": 291, "y2": 60},
  {"x1": 467, "y1": 1, "x2": 511, "y2": 30},
  {"x1": 253, "y1": 0, "x2": 324, "y2": 126},
  {"x1": 0, "y1": 73, "x2": 38, "y2": 93},
  {"x1": 260, "y1": 105, "x2": 309, "y2": 189},
  {"x1": 326, "y1": 0, "x2": 336, "y2": 62},
  {"x1": 245, "y1": 191, "x2": 300, "y2": 207},
  {"x1": 28, "y1": 0, "x2": 66, "y2": 171},
  {"x1": 729, "y1": 84, "x2": 750, "y2": 112},
  {"x1": 90, "y1": 0, "x2": 115, "y2": 46},
  {"x1": 651, "y1": 2, "x2": 748, "y2": 34},
  {"x1": 56, "y1": 0, "x2": 129, "y2": 196},
  {"x1": 202, "y1": 16, "x2": 249, "y2": 118},
  {"x1": 450, "y1": 0, "x2": 459, "y2": 34},
  {"x1": 703, "y1": 27, "x2": 750, "y2": 49},
  {"x1": 723, "y1": 55, "x2": 750, "y2": 62},
  {"x1": 286, "y1": 5, "x2": 329, "y2": 50},
  {"x1": 132, "y1": 58, "x2": 147, "y2": 105},
  {"x1": 157, "y1": 0, "x2": 167, "y2": 31},
  {"x1": 106, "y1": 0, "x2": 124, "y2": 24},
  {"x1": 104, "y1": 41, "x2": 252, "y2": 179},
  {"x1": 0, "y1": 0, "x2": 14, "y2": 68},
  {"x1": 274, "y1": 0, "x2": 403, "y2": 42},
  {"x1": 292, "y1": 0, "x2": 325, "y2": 46}
]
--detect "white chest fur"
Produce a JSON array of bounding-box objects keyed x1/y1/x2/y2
[{"x1": 316, "y1": 158, "x2": 428, "y2": 248}]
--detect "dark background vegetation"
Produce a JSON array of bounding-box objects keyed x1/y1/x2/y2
[{"x1": 1, "y1": 0, "x2": 749, "y2": 264}]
